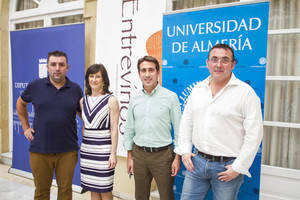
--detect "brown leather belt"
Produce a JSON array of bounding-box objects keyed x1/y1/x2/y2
[
  {"x1": 197, "y1": 149, "x2": 235, "y2": 162},
  {"x1": 135, "y1": 144, "x2": 171, "y2": 153}
]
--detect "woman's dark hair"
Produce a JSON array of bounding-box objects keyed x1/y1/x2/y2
[{"x1": 85, "y1": 64, "x2": 111, "y2": 95}]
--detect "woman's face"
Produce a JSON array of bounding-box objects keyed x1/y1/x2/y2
[{"x1": 88, "y1": 71, "x2": 103, "y2": 92}]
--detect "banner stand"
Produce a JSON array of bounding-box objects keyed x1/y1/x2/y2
[
  {"x1": 10, "y1": 23, "x2": 85, "y2": 188},
  {"x1": 162, "y1": 1, "x2": 269, "y2": 199}
]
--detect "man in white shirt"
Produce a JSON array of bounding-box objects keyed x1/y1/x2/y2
[{"x1": 176, "y1": 44, "x2": 263, "y2": 200}]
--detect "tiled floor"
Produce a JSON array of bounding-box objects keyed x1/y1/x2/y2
[
  {"x1": 0, "y1": 163, "x2": 121, "y2": 200},
  {"x1": 0, "y1": 177, "x2": 44, "y2": 200}
]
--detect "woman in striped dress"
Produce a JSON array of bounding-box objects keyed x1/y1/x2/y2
[{"x1": 80, "y1": 64, "x2": 119, "y2": 200}]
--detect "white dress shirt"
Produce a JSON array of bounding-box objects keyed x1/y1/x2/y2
[{"x1": 175, "y1": 73, "x2": 263, "y2": 177}]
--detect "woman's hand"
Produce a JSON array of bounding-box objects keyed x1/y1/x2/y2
[{"x1": 108, "y1": 153, "x2": 117, "y2": 169}]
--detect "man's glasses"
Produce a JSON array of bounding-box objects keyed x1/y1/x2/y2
[{"x1": 208, "y1": 57, "x2": 234, "y2": 65}]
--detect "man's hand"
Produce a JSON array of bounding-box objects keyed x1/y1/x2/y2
[
  {"x1": 171, "y1": 154, "x2": 181, "y2": 176},
  {"x1": 218, "y1": 165, "x2": 240, "y2": 182},
  {"x1": 182, "y1": 152, "x2": 196, "y2": 172},
  {"x1": 23, "y1": 128, "x2": 35, "y2": 142},
  {"x1": 127, "y1": 151, "x2": 134, "y2": 175}
]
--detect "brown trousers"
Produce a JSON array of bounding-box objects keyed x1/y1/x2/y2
[
  {"x1": 132, "y1": 144, "x2": 175, "y2": 200},
  {"x1": 29, "y1": 150, "x2": 78, "y2": 200}
]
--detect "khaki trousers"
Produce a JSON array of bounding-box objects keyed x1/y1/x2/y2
[
  {"x1": 132, "y1": 144, "x2": 175, "y2": 200},
  {"x1": 29, "y1": 150, "x2": 78, "y2": 200}
]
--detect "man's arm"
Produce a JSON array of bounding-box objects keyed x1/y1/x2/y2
[
  {"x1": 16, "y1": 97, "x2": 35, "y2": 142},
  {"x1": 170, "y1": 94, "x2": 181, "y2": 152},
  {"x1": 123, "y1": 100, "x2": 135, "y2": 152},
  {"x1": 76, "y1": 97, "x2": 83, "y2": 119},
  {"x1": 127, "y1": 150, "x2": 134, "y2": 175},
  {"x1": 123, "y1": 100, "x2": 136, "y2": 174},
  {"x1": 77, "y1": 97, "x2": 83, "y2": 122},
  {"x1": 170, "y1": 94, "x2": 182, "y2": 176},
  {"x1": 174, "y1": 92, "x2": 195, "y2": 171},
  {"x1": 230, "y1": 90, "x2": 263, "y2": 177},
  {"x1": 171, "y1": 154, "x2": 181, "y2": 176}
]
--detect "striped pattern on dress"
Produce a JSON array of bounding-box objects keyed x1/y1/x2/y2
[{"x1": 80, "y1": 94, "x2": 114, "y2": 193}]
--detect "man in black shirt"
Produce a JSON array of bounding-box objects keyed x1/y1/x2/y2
[{"x1": 16, "y1": 50, "x2": 83, "y2": 200}]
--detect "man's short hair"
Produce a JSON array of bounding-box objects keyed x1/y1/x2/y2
[
  {"x1": 137, "y1": 55, "x2": 160, "y2": 72},
  {"x1": 47, "y1": 50, "x2": 68, "y2": 64},
  {"x1": 208, "y1": 44, "x2": 236, "y2": 63}
]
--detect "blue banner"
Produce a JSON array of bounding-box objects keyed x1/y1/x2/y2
[
  {"x1": 11, "y1": 23, "x2": 85, "y2": 186},
  {"x1": 162, "y1": 1, "x2": 269, "y2": 199}
]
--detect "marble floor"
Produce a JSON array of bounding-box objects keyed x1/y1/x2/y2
[{"x1": 0, "y1": 163, "x2": 121, "y2": 200}]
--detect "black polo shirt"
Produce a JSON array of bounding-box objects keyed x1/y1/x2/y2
[{"x1": 21, "y1": 77, "x2": 83, "y2": 153}]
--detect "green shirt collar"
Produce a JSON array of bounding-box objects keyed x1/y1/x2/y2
[{"x1": 142, "y1": 82, "x2": 160, "y2": 96}]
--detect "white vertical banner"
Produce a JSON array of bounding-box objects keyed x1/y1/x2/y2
[{"x1": 95, "y1": 0, "x2": 166, "y2": 156}]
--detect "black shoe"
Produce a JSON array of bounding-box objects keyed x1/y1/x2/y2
[{"x1": 81, "y1": 188, "x2": 88, "y2": 194}]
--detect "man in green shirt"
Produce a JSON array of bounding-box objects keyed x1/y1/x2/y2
[{"x1": 124, "y1": 55, "x2": 181, "y2": 200}]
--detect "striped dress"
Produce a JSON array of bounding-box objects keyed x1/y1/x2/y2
[{"x1": 80, "y1": 94, "x2": 114, "y2": 193}]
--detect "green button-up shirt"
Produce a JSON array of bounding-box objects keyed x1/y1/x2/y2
[{"x1": 123, "y1": 84, "x2": 181, "y2": 150}]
